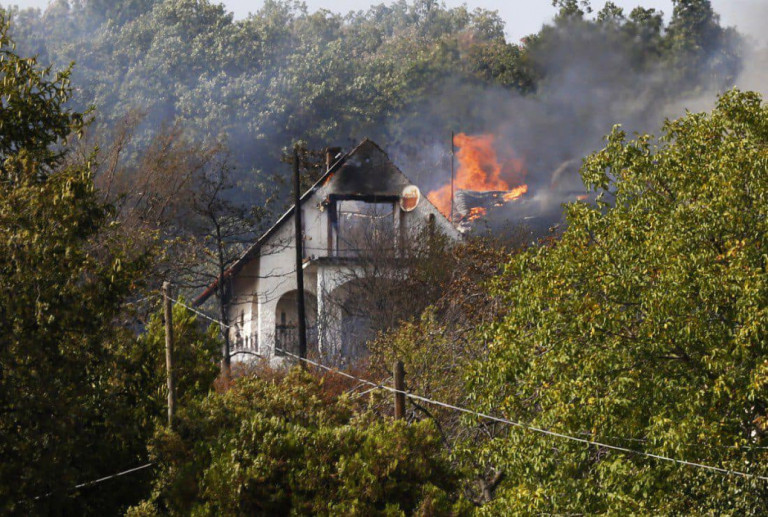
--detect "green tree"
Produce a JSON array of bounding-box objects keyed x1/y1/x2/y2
[
  {"x1": 0, "y1": 14, "x2": 83, "y2": 171},
  {"x1": 132, "y1": 301, "x2": 221, "y2": 414},
  {"x1": 0, "y1": 11, "x2": 152, "y2": 513},
  {"x1": 0, "y1": 14, "x2": 221, "y2": 514},
  {"x1": 128, "y1": 368, "x2": 467, "y2": 516},
  {"x1": 665, "y1": 0, "x2": 742, "y2": 88},
  {"x1": 368, "y1": 237, "x2": 522, "y2": 504},
  {"x1": 58, "y1": 300, "x2": 221, "y2": 515},
  {"x1": 5, "y1": 0, "x2": 745, "y2": 217},
  {"x1": 85, "y1": 0, "x2": 159, "y2": 25},
  {"x1": 5, "y1": 0, "x2": 538, "y2": 202},
  {"x1": 470, "y1": 90, "x2": 768, "y2": 513}
]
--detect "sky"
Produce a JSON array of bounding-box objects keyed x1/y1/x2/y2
[{"x1": 3, "y1": 0, "x2": 766, "y2": 45}]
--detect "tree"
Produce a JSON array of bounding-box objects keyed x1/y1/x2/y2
[
  {"x1": 0, "y1": 13, "x2": 83, "y2": 171},
  {"x1": 133, "y1": 300, "x2": 221, "y2": 412},
  {"x1": 0, "y1": 12, "x2": 152, "y2": 513},
  {"x1": 464, "y1": 40, "x2": 536, "y2": 93},
  {"x1": 5, "y1": 0, "x2": 539, "y2": 204},
  {"x1": 469, "y1": 90, "x2": 768, "y2": 513},
  {"x1": 61, "y1": 299, "x2": 221, "y2": 515},
  {"x1": 127, "y1": 368, "x2": 468, "y2": 516},
  {"x1": 85, "y1": 0, "x2": 159, "y2": 25},
  {"x1": 82, "y1": 108, "x2": 271, "y2": 380},
  {"x1": 183, "y1": 154, "x2": 264, "y2": 377},
  {"x1": 367, "y1": 236, "x2": 526, "y2": 504},
  {"x1": 5, "y1": 0, "x2": 747, "y2": 230},
  {"x1": 665, "y1": 0, "x2": 742, "y2": 89}
]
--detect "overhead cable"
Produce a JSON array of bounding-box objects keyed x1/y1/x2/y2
[
  {"x1": 272, "y1": 346, "x2": 768, "y2": 483},
  {"x1": 163, "y1": 300, "x2": 768, "y2": 482},
  {"x1": 26, "y1": 463, "x2": 155, "y2": 503}
]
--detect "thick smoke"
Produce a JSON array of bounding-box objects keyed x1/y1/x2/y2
[
  {"x1": 723, "y1": 1, "x2": 768, "y2": 97},
  {"x1": 385, "y1": 5, "x2": 762, "y2": 236},
  {"x1": 4, "y1": 0, "x2": 763, "y2": 236}
]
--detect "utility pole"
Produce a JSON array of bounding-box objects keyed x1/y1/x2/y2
[
  {"x1": 162, "y1": 282, "x2": 176, "y2": 429},
  {"x1": 218, "y1": 270, "x2": 232, "y2": 381},
  {"x1": 293, "y1": 147, "x2": 308, "y2": 366},
  {"x1": 394, "y1": 360, "x2": 405, "y2": 420}
]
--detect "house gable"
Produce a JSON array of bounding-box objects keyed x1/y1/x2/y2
[
  {"x1": 325, "y1": 139, "x2": 411, "y2": 196},
  {"x1": 194, "y1": 138, "x2": 458, "y2": 306}
]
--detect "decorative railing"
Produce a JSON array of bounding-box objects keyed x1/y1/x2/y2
[
  {"x1": 274, "y1": 325, "x2": 318, "y2": 357},
  {"x1": 230, "y1": 326, "x2": 319, "y2": 358},
  {"x1": 232, "y1": 332, "x2": 259, "y2": 358}
]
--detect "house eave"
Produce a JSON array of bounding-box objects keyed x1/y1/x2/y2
[{"x1": 193, "y1": 144, "x2": 354, "y2": 306}]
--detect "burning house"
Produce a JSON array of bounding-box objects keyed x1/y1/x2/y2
[
  {"x1": 195, "y1": 132, "x2": 583, "y2": 364},
  {"x1": 426, "y1": 132, "x2": 532, "y2": 231},
  {"x1": 195, "y1": 139, "x2": 460, "y2": 363},
  {"x1": 426, "y1": 132, "x2": 587, "y2": 235}
]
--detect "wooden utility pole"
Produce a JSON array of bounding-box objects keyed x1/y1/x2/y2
[
  {"x1": 218, "y1": 274, "x2": 232, "y2": 381},
  {"x1": 162, "y1": 281, "x2": 176, "y2": 429},
  {"x1": 293, "y1": 147, "x2": 308, "y2": 365},
  {"x1": 394, "y1": 360, "x2": 405, "y2": 420}
]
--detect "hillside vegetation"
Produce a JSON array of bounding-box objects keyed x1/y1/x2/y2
[{"x1": 1, "y1": 1, "x2": 766, "y2": 515}]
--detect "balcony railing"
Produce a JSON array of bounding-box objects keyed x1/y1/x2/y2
[
  {"x1": 274, "y1": 325, "x2": 318, "y2": 357},
  {"x1": 232, "y1": 332, "x2": 259, "y2": 359}
]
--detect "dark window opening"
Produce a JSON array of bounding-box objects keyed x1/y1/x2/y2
[{"x1": 329, "y1": 196, "x2": 397, "y2": 257}]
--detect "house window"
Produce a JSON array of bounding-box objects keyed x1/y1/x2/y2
[{"x1": 333, "y1": 199, "x2": 396, "y2": 257}]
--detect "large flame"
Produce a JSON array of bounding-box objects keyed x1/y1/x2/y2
[{"x1": 428, "y1": 132, "x2": 528, "y2": 219}]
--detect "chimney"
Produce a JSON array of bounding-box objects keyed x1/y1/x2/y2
[{"x1": 325, "y1": 147, "x2": 341, "y2": 171}]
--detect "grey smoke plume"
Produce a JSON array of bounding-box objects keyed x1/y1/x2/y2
[
  {"x1": 728, "y1": 0, "x2": 768, "y2": 98},
  {"x1": 384, "y1": 6, "x2": 758, "y2": 236},
  {"x1": 720, "y1": 0, "x2": 768, "y2": 48},
  {"x1": 4, "y1": 0, "x2": 761, "y2": 237}
]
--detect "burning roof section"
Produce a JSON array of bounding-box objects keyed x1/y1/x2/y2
[{"x1": 427, "y1": 132, "x2": 529, "y2": 224}]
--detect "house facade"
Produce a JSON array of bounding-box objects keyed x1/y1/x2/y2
[{"x1": 196, "y1": 139, "x2": 459, "y2": 363}]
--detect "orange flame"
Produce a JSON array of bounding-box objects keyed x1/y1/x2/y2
[
  {"x1": 503, "y1": 184, "x2": 529, "y2": 201},
  {"x1": 427, "y1": 133, "x2": 528, "y2": 219},
  {"x1": 467, "y1": 207, "x2": 487, "y2": 221}
]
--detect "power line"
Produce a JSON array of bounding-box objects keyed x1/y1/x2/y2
[
  {"x1": 26, "y1": 463, "x2": 155, "y2": 503},
  {"x1": 575, "y1": 432, "x2": 768, "y2": 452},
  {"x1": 164, "y1": 301, "x2": 768, "y2": 483},
  {"x1": 123, "y1": 294, "x2": 159, "y2": 307},
  {"x1": 71, "y1": 463, "x2": 155, "y2": 491},
  {"x1": 168, "y1": 296, "x2": 231, "y2": 328},
  {"x1": 272, "y1": 346, "x2": 768, "y2": 483}
]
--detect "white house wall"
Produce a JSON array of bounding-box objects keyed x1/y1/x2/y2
[{"x1": 224, "y1": 140, "x2": 461, "y2": 364}]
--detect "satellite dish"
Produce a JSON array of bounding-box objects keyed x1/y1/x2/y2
[{"x1": 400, "y1": 185, "x2": 421, "y2": 212}]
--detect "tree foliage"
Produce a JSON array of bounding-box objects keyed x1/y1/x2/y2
[
  {"x1": 469, "y1": 89, "x2": 768, "y2": 513},
  {"x1": 134, "y1": 300, "x2": 221, "y2": 412},
  {"x1": 0, "y1": 12, "x2": 83, "y2": 172},
  {"x1": 0, "y1": 15, "x2": 223, "y2": 513},
  {"x1": 0, "y1": 11, "x2": 152, "y2": 513},
  {"x1": 129, "y1": 368, "x2": 467, "y2": 516},
  {"x1": 368, "y1": 237, "x2": 521, "y2": 504},
  {"x1": 5, "y1": 0, "x2": 742, "y2": 207}
]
